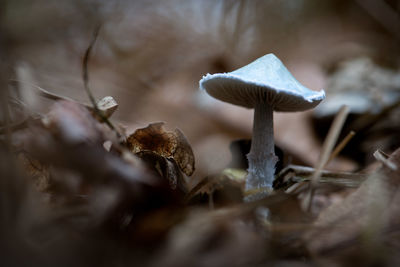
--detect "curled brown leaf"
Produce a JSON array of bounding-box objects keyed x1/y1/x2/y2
[{"x1": 127, "y1": 122, "x2": 195, "y2": 176}]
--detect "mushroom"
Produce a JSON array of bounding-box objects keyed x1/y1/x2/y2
[{"x1": 199, "y1": 54, "x2": 325, "y2": 201}]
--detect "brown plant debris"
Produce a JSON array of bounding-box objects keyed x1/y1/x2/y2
[
  {"x1": 303, "y1": 147, "x2": 400, "y2": 264},
  {"x1": 28, "y1": 100, "x2": 155, "y2": 188},
  {"x1": 17, "y1": 150, "x2": 50, "y2": 192},
  {"x1": 2, "y1": 5, "x2": 400, "y2": 265},
  {"x1": 42, "y1": 100, "x2": 106, "y2": 144},
  {"x1": 185, "y1": 168, "x2": 246, "y2": 207},
  {"x1": 3, "y1": 91, "x2": 400, "y2": 266},
  {"x1": 127, "y1": 122, "x2": 195, "y2": 177}
]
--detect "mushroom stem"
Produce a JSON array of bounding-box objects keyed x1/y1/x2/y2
[{"x1": 245, "y1": 101, "x2": 278, "y2": 201}]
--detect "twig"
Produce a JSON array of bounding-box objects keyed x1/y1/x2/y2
[
  {"x1": 311, "y1": 105, "x2": 350, "y2": 185},
  {"x1": 10, "y1": 80, "x2": 84, "y2": 104},
  {"x1": 11, "y1": 80, "x2": 118, "y2": 120},
  {"x1": 278, "y1": 164, "x2": 366, "y2": 180},
  {"x1": 82, "y1": 25, "x2": 101, "y2": 109},
  {"x1": 304, "y1": 105, "x2": 350, "y2": 211},
  {"x1": 280, "y1": 164, "x2": 366, "y2": 194},
  {"x1": 326, "y1": 130, "x2": 356, "y2": 164},
  {"x1": 277, "y1": 165, "x2": 367, "y2": 194},
  {"x1": 82, "y1": 25, "x2": 122, "y2": 139},
  {"x1": 373, "y1": 149, "x2": 398, "y2": 171}
]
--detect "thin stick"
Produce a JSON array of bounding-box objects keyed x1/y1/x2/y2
[
  {"x1": 373, "y1": 149, "x2": 397, "y2": 171},
  {"x1": 311, "y1": 105, "x2": 350, "y2": 186},
  {"x1": 278, "y1": 164, "x2": 366, "y2": 180},
  {"x1": 10, "y1": 80, "x2": 85, "y2": 104},
  {"x1": 11, "y1": 80, "x2": 118, "y2": 119},
  {"x1": 82, "y1": 25, "x2": 101, "y2": 109},
  {"x1": 305, "y1": 105, "x2": 350, "y2": 211},
  {"x1": 326, "y1": 130, "x2": 356, "y2": 164},
  {"x1": 82, "y1": 25, "x2": 122, "y2": 139}
]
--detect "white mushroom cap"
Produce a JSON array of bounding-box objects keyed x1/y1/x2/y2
[{"x1": 199, "y1": 54, "x2": 325, "y2": 111}]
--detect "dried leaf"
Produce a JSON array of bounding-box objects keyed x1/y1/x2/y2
[
  {"x1": 127, "y1": 122, "x2": 195, "y2": 176},
  {"x1": 303, "y1": 147, "x2": 400, "y2": 262},
  {"x1": 137, "y1": 151, "x2": 182, "y2": 190},
  {"x1": 153, "y1": 208, "x2": 265, "y2": 267},
  {"x1": 17, "y1": 151, "x2": 50, "y2": 192},
  {"x1": 173, "y1": 128, "x2": 195, "y2": 176},
  {"x1": 95, "y1": 96, "x2": 118, "y2": 118},
  {"x1": 42, "y1": 100, "x2": 105, "y2": 144},
  {"x1": 27, "y1": 100, "x2": 155, "y2": 188}
]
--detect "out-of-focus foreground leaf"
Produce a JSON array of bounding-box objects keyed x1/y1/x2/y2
[{"x1": 304, "y1": 147, "x2": 400, "y2": 265}]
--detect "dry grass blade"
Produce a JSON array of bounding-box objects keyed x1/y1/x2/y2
[
  {"x1": 311, "y1": 105, "x2": 350, "y2": 185},
  {"x1": 303, "y1": 105, "x2": 350, "y2": 211},
  {"x1": 278, "y1": 165, "x2": 366, "y2": 192},
  {"x1": 326, "y1": 130, "x2": 355, "y2": 165}
]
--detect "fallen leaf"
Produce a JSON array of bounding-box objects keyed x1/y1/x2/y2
[
  {"x1": 127, "y1": 122, "x2": 195, "y2": 176},
  {"x1": 303, "y1": 147, "x2": 400, "y2": 264},
  {"x1": 153, "y1": 208, "x2": 265, "y2": 267},
  {"x1": 42, "y1": 100, "x2": 105, "y2": 145},
  {"x1": 17, "y1": 151, "x2": 50, "y2": 192},
  {"x1": 136, "y1": 151, "x2": 182, "y2": 190},
  {"x1": 28, "y1": 100, "x2": 155, "y2": 188}
]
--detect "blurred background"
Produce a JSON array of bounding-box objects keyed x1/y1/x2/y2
[{"x1": 2, "y1": 0, "x2": 400, "y2": 180}]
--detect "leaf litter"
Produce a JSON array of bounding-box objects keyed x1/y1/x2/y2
[
  {"x1": 3, "y1": 75, "x2": 400, "y2": 266},
  {"x1": 2, "y1": 28, "x2": 400, "y2": 267}
]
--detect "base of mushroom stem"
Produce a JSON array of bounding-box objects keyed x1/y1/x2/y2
[
  {"x1": 244, "y1": 186, "x2": 273, "y2": 202},
  {"x1": 245, "y1": 152, "x2": 278, "y2": 189}
]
